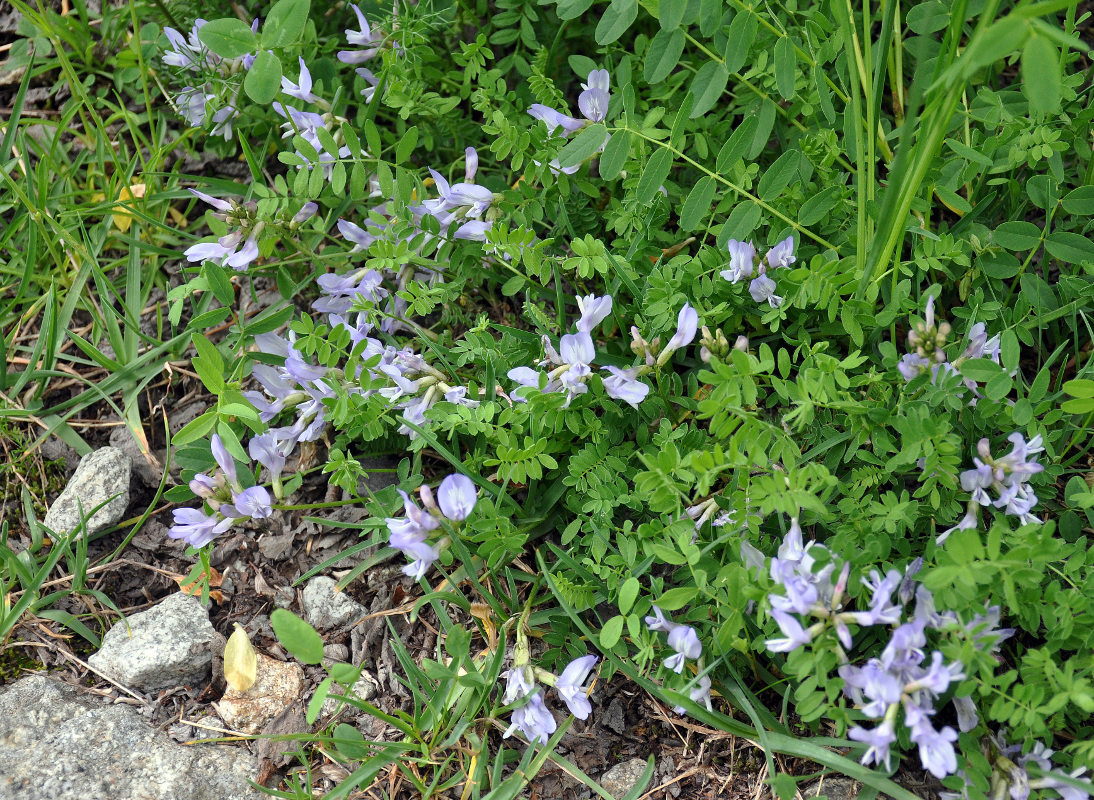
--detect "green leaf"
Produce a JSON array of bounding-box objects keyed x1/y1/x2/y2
[
  {"x1": 171, "y1": 410, "x2": 218, "y2": 446},
  {"x1": 680, "y1": 176, "x2": 717, "y2": 231},
  {"x1": 557, "y1": 0, "x2": 596, "y2": 20},
  {"x1": 1022, "y1": 33, "x2": 1061, "y2": 117},
  {"x1": 723, "y1": 9, "x2": 757, "y2": 74},
  {"x1": 655, "y1": 586, "x2": 698, "y2": 610},
  {"x1": 994, "y1": 221, "x2": 1042, "y2": 251},
  {"x1": 774, "y1": 37, "x2": 795, "y2": 100},
  {"x1": 595, "y1": 0, "x2": 637, "y2": 45},
  {"x1": 636, "y1": 147, "x2": 673, "y2": 203},
  {"x1": 1062, "y1": 186, "x2": 1094, "y2": 215},
  {"x1": 1063, "y1": 379, "x2": 1094, "y2": 399},
  {"x1": 598, "y1": 131, "x2": 630, "y2": 180},
  {"x1": 716, "y1": 115, "x2": 757, "y2": 171},
  {"x1": 960, "y1": 358, "x2": 1005, "y2": 382},
  {"x1": 196, "y1": 18, "x2": 257, "y2": 59},
  {"x1": 659, "y1": 0, "x2": 686, "y2": 29},
  {"x1": 557, "y1": 124, "x2": 608, "y2": 169},
  {"x1": 644, "y1": 28, "x2": 686, "y2": 84},
  {"x1": 1061, "y1": 397, "x2": 1094, "y2": 414},
  {"x1": 757, "y1": 149, "x2": 799, "y2": 200},
  {"x1": 244, "y1": 50, "x2": 283, "y2": 105},
  {"x1": 262, "y1": 0, "x2": 310, "y2": 47},
  {"x1": 798, "y1": 186, "x2": 841, "y2": 226},
  {"x1": 271, "y1": 608, "x2": 325, "y2": 664},
  {"x1": 191, "y1": 332, "x2": 224, "y2": 394},
  {"x1": 600, "y1": 614, "x2": 625, "y2": 648},
  {"x1": 568, "y1": 55, "x2": 599, "y2": 79},
  {"x1": 395, "y1": 126, "x2": 418, "y2": 164},
  {"x1": 333, "y1": 723, "x2": 370, "y2": 760},
  {"x1": 1045, "y1": 232, "x2": 1094, "y2": 264},
  {"x1": 618, "y1": 578, "x2": 640, "y2": 615},
  {"x1": 689, "y1": 62, "x2": 728, "y2": 118}
]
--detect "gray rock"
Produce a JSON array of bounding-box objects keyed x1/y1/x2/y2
[
  {"x1": 302, "y1": 576, "x2": 367, "y2": 630},
  {"x1": 802, "y1": 776, "x2": 861, "y2": 800},
  {"x1": 318, "y1": 668, "x2": 379, "y2": 717},
  {"x1": 108, "y1": 424, "x2": 168, "y2": 488},
  {"x1": 88, "y1": 593, "x2": 216, "y2": 691},
  {"x1": 600, "y1": 757, "x2": 651, "y2": 799},
  {"x1": 0, "y1": 675, "x2": 261, "y2": 800},
  {"x1": 43, "y1": 447, "x2": 131, "y2": 536}
]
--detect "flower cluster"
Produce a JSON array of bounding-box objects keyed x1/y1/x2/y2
[
  {"x1": 529, "y1": 69, "x2": 611, "y2": 174},
  {"x1": 897, "y1": 295, "x2": 1002, "y2": 400},
  {"x1": 941, "y1": 432, "x2": 1045, "y2": 543},
  {"x1": 168, "y1": 434, "x2": 274, "y2": 547},
  {"x1": 162, "y1": 19, "x2": 255, "y2": 139},
  {"x1": 410, "y1": 149, "x2": 496, "y2": 242},
  {"x1": 508, "y1": 294, "x2": 698, "y2": 408},
  {"x1": 761, "y1": 518, "x2": 1014, "y2": 779},
  {"x1": 184, "y1": 190, "x2": 317, "y2": 271},
  {"x1": 383, "y1": 473, "x2": 477, "y2": 579},
  {"x1": 644, "y1": 605, "x2": 712, "y2": 716},
  {"x1": 720, "y1": 236, "x2": 795, "y2": 308},
  {"x1": 941, "y1": 734, "x2": 1093, "y2": 800},
  {"x1": 502, "y1": 653, "x2": 599, "y2": 743}
]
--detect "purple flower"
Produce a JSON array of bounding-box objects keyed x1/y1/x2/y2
[
  {"x1": 337, "y1": 219, "x2": 377, "y2": 252},
  {"x1": 224, "y1": 485, "x2": 273, "y2": 519},
  {"x1": 645, "y1": 605, "x2": 673, "y2": 632},
  {"x1": 281, "y1": 57, "x2": 318, "y2": 103},
  {"x1": 528, "y1": 69, "x2": 611, "y2": 145},
  {"x1": 575, "y1": 294, "x2": 613, "y2": 333},
  {"x1": 527, "y1": 104, "x2": 586, "y2": 136},
  {"x1": 765, "y1": 236, "x2": 796, "y2": 268},
  {"x1": 437, "y1": 473, "x2": 477, "y2": 521},
  {"x1": 907, "y1": 710, "x2": 958, "y2": 779},
  {"x1": 504, "y1": 691, "x2": 557, "y2": 744},
  {"x1": 748, "y1": 273, "x2": 783, "y2": 307},
  {"x1": 555, "y1": 655, "x2": 597, "y2": 720},
  {"x1": 577, "y1": 69, "x2": 610, "y2": 122},
  {"x1": 162, "y1": 20, "x2": 210, "y2": 71},
  {"x1": 210, "y1": 434, "x2": 239, "y2": 486},
  {"x1": 664, "y1": 625, "x2": 702, "y2": 673},
  {"x1": 849, "y1": 718, "x2": 897, "y2": 771},
  {"x1": 338, "y1": 4, "x2": 383, "y2": 64},
  {"x1": 190, "y1": 473, "x2": 219, "y2": 499},
  {"x1": 249, "y1": 433, "x2": 286, "y2": 479},
  {"x1": 602, "y1": 365, "x2": 650, "y2": 407},
  {"x1": 674, "y1": 674, "x2": 713, "y2": 715},
  {"x1": 663, "y1": 303, "x2": 698, "y2": 355},
  {"x1": 503, "y1": 667, "x2": 534, "y2": 704},
  {"x1": 168, "y1": 508, "x2": 233, "y2": 548},
  {"x1": 720, "y1": 239, "x2": 757, "y2": 283},
  {"x1": 764, "y1": 609, "x2": 813, "y2": 653}
]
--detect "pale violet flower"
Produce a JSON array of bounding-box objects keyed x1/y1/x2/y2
[
  {"x1": 282, "y1": 57, "x2": 319, "y2": 103},
  {"x1": 503, "y1": 692, "x2": 557, "y2": 744},
  {"x1": 555, "y1": 655, "x2": 597, "y2": 720},
  {"x1": 437, "y1": 473, "x2": 478, "y2": 521}
]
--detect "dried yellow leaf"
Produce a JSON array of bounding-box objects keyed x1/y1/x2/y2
[
  {"x1": 224, "y1": 623, "x2": 257, "y2": 692},
  {"x1": 112, "y1": 183, "x2": 146, "y2": 232}
]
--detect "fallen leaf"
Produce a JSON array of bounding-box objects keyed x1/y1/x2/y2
[{"x1": 224, "y1": 622, "x2": 257, "y2": 692}]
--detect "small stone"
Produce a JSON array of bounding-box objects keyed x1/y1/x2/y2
[
  {"x1": 317, "y1": 669, "x2": 379, "y2": 718},
  {"x1": 0, "y1": 675, "x2": 261, "y2": 800},
  {"x1": 323, "y1": 643, "x2": 350, "y2": 662},
  {"x1": 43, "y1": 447, "x2": 131, "y2": 536},
  {"x1": 302, "y1": 576, "x2": 367, "y2": 630},
  {"x1": 88, "y1": 593, "x2": 215, "y2": 691},
  {"x1": 215, "y1": 653, "x2": 304, "y2": 734},
  {"x1": 600, "y1": 758, "x2": 651, "y2": 800},
  {"x1": 802, "y1": 776, "x2": 861, "y2": 800}
]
